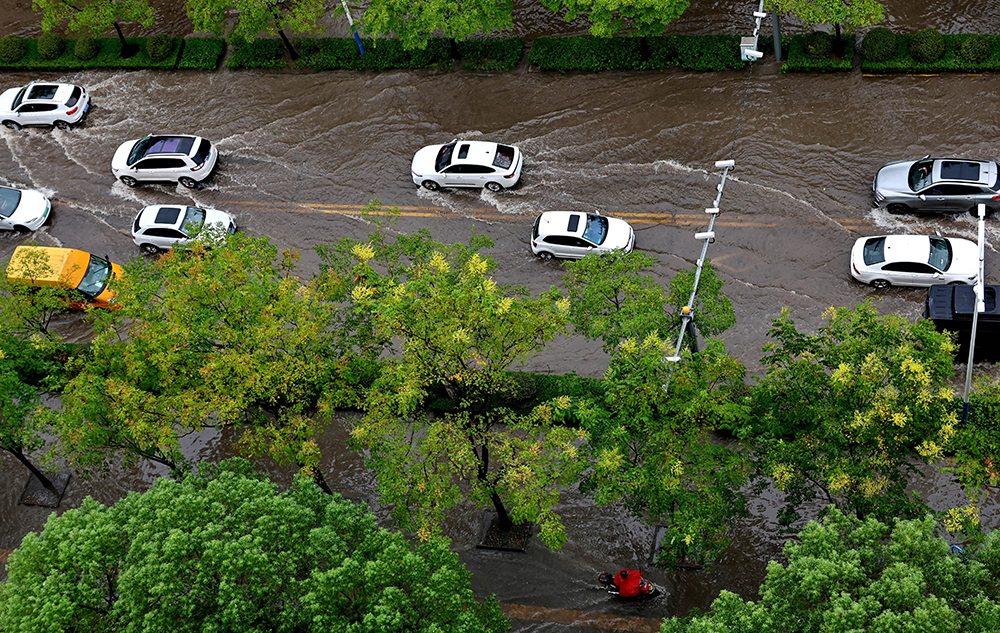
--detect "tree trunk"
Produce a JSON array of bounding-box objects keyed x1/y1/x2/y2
[
  {"x1": 114, "y1": 21, "x2": 139, "y2": 59},
  {"x1": 834, "y1": 23, "x2": 844, "y2": 57},
  {"x1": 300, "y1": 463, "x2": 333, "y2": 494},
  {"x1": 490, "y1": 489, "x2": 514, "y2": 532},
  {"x1": 277, "y1": 28, "x2": 299, "y2": 60},
  {"x1": 5, "y1": 446, "x2": 57, "y2": 495}
]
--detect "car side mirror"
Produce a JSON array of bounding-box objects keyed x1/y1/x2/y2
[
  {"x1": 919, "y1": 194, "x2": 926, "y2": 200},
  {"x1": 934, "y1": 273, "x2": 942, "y2": 278}
]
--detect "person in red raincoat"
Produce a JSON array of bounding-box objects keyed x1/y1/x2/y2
[{"x1": 613, "y1": 569, "x2": 649, "y2": 597}]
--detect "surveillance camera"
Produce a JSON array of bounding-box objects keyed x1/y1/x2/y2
[
  {"x1": 745, "y1": 49, "x2": 764, "y2": 60},
  {"x1": 714, "y1": 159, "x2": 735, "y2": 169},
  {"x1": 753, "y1": 11, "x2": 767, "y2": 18},
  {"x1": 695, "y1": 231, "x2": 716, "y2": 241}
]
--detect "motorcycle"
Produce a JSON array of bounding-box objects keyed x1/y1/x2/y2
[{"x1": 598, "y1": 571, "x2": 663, "y2": 599}]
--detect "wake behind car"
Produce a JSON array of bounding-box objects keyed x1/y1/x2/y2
[
  {"x1": 0, "y1": 82, "x2": 89, "y2": 130},
  {"x1": 873, "y1": 156, "x2": 1000, "y2": 216},
  {"x1": 112, "y1": 135, "x2": 217, "y2": 188},
  {"x1": 132, "y1": 204, "x2": 236, "y2": 254},
  {"x1": 850, "y1": 234, "x2": 978, "y2": 289},
  {"x1": 0, "y1": 185, "x2": 51, "y2": 232},
  {"x1": 411, "y1": 140, "x2": 522, "y2": 192},
  {"x1": 531, "y1": 211, "x2": 634, "y2": 260}
]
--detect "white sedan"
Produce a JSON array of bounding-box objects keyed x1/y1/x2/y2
[
  {"x1": 531, "y1": 211, "x2": 634, "y2": 260},
  {"x1": 850, "y1": 234, "x2": 978, "y2": 289},
  {"x1": 0, "y1": 185, "x2": 51, "y2": 232},
  {"x1": 0, "y1": 82, "x2": 89, "y2": 130},
  {"x1": 132, "y1": 204, "x2": 236, "y2": 254},
  {"x1": 411, "y1": 140, "x2": 522, "y2": 192}
]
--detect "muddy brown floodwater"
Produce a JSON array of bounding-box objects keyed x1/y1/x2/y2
[{"x1": 4, "y1": 1, "x2": 1000, "y2": 631}]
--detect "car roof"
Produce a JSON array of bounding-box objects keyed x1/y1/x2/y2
[
  {"x1": 138, "y1": 205, "x2": 187, "y2": 229},
  {"x1": 536, "y1": 211, "x2": 593, "y2": 238},
  {"x1": 23, "y1": 83, "x2": 74, "y2": 103},
  {"x1": 880, "y1": 235, "x2": 932, "y2": 263},
  {"x1": 449, "y1": 141, "x2": 501, "y2": 165},
  {"x1": 141, "y1": 136, "x2": 198, "y2": 157},
  {"x1": 932, "y1": 158, "x2": 995, "y2": 185}
]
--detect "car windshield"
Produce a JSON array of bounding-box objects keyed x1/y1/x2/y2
[
  {"x1": 192, "y1": 139, "x2": 211, "y2": 165},
  {"x1": 909, "y1": 160, "x2": 934, "y2": 191},
  {"x1": 66, "y1": 86, "x2": 81, "y2": 107},
  {"x1": 493, "y1": 145, "x2": 515, "y2": 169},
  {"x1": 927, "y1": 237, "x2": 952, "y2": 271},
  {"x1": 435, "y1": 144, "x2": 455, "y2": 172},
  {"x1": 181, "y1": 207, "x2": 206, "y2": 235},
  {"x1": 12, "y1": 87, "x2": 26, "y2": 109},
  {"x1": 0, "y1": 187, "x2": 21, "y2": 218},
  {"x1": 863, "y1": 237, "x2": 886, "y2": 265},
  {"x1": 127, "y1": 137, "x2": 154, "y2": 166},
  {"x1": 76, "y1": 255, "x2": 112, "y2": 298},
  {"x1": 582, "y1": 214, "x2": 609, "y2": 245}
]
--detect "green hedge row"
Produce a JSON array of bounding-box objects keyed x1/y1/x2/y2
[
  {"x1": 527, "y1": 35, "x2": 745, "y2": 71},
  {"x1": 782, "y1": 34, "x2": 855, "y2": 72},
  {"x1": 0, "y1": 36, "x2": 224, "y2": 70},
  {"x1": 291, "y1": 37, "x2": 452, "y2": 70},
  {"x1": 862, "y1": 33, "x2": 1000, "y2": 73}
]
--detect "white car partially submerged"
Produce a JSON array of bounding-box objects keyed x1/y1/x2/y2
[
  {"x1": 411, "y1": 140, "x2": 522, "y2": 192},
  {"x1": 850, "y1": 234, "x2": 979, "y2": 289},
  {"x1": 132, "y1": 204, "x2": 236, "y2": 254},
  {"x1": 112, "y1": 135, "x2": 218, "y2": 189},
  {"x1": 0, "y1": 82, "x2": 89, "y2": 130},
  {"x1": 531, "y1": 211, "x2": 634, "y2": 260},
  {"x1": 0, "y1": 186, "x2": 51, "y2": 232}
]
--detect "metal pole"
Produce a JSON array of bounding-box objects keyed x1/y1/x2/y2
[
  {"x1": 771, "y1": 12, "x2": 782, "y2": 62},
  {"x1": 961, "y1": 203, "x2": 987, "y2": 425}
]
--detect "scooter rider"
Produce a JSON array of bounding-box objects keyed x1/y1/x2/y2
[{"x1": 613, "y1": 569, "x2": 650, "y2": 598}]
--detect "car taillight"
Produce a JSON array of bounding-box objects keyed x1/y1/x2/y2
[
  {"x1": 532, "y1": 241, "x2": 537, "y2": 247},
  {"x1": 993, "y1": 195, "x2": 1000, "y2": 200},
  {"x1": 504, "y1": 172, "x2": 516, "y2": 178},
  {"x1": 191, "y1": 162, "x2": 205, "y2": 171},
  {"x1": 66, "y1": 106, "x2": 77, "y2": 115},
  {"x1": 853, "y1": 262, "x2": 860, "y2": 275}
]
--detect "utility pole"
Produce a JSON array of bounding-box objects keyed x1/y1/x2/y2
[{"x1": 961, "y1": 203, "x2": 988, "y2": 425}]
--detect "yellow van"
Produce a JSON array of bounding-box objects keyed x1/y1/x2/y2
[{"x1": 6, "y1": 246, "x2": 124, "y2": 310}]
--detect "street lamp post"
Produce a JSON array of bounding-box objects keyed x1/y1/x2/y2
[{"x1": 961, "y1": 203, "x2": 987, "y2": 425}]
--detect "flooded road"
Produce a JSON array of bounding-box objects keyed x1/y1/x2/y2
[{"x1": 5, "y1": 2, "x2": 1000, "y2": 631}]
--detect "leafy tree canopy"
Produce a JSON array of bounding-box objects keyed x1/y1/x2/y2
[
  {"x1": 0, "y1": 458, "x2": 510, "y2": 633},
  {"x1": 358, "y1": 0, "x2": 514, "y2": 51},
  {"x1": 186, "y1": 0, "x2": 325, "y2": 42},
  {"x1": 744, "y1": 300, "x2": 958, "y2": 526},
  {"x1": 33, "y1": 0, "x2": 155, "y2": 35},
  {"x1": 540, "y1": 0, "x2": 690, "y2": 37},
  {"x1": 765, "y1": 0, "x2": 885, "y2": 33},
  {"x1": 661, "y1": 506, "x2": 1000, "y2": 633}
]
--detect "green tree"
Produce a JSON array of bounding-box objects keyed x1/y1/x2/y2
[
  {"x1": 540, "y1": 0, "x2": 690, "y2": 37},
  {"x1": 744, "y1": 301, "x2": 958, "y2": 526},
  {"x1": 766, "y1": 0, "x2": 884, "y2": 49},
  {"x1": 33, "y1": 0, "x2": 155, "y2": 57},
  {"x1": 341, "y1": 230, "x2": 585, "y2": 548},
  {"x1": 660, "y1": 506, "x2": 1000, "y2": 633},
  {"x1": 0, "y1": 247, "x2": 77, "y2": 341},
  {"x1": 0, "y1": 458, "x2": 510, "y2": 633},
  {"x1": 56, "y1": 233, "x2": 375, "y2": 485},
  {"x1": 186, "y1": 0, "x2": 325, "y2": 59},
  {"x1": 561, "y1": 253, "x2": 734, "y2": 352},
  {"x1": 356, "y1": 0, "x2": 514, "y2": 51},
  {"x1": 580, "y1": 336, "x2": 750, "y2": 568}
]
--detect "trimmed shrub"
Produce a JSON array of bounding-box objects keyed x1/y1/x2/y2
[
  {"x1": 177, "y1": 37, "x2": 225, "y2": 69},
  {"x1": 961, "y1": 33, "x2": 992, "y2": 64},
  {"x1": 226, "y1": 37, "x2": 286, "y2": 69},
  {"x1": 74, "y1": 36, "x2": 101, "y2": 60},
  {"x1": 37, "y1": 32, "x2": 64, "y2": 60},
  {"x1": 861, "y1": 27, "x2": 896, "y2": 62},
  {"x1": 0, "y1": 37, "x2": 181, "y2": 70},
  {"x1": 528, "y1": 36, "x2": 643, "y2": 71},
  {"x1": 458, "y1": 37, "x2": 523, "y2": 71},
  {"x1": 676, "y1": 35, "x2": 743, "y2": 70},
  {"x1": 862, "y1": 33, "x2": 1000, "y2": 73},
  {"x1": 909, "y1": 28, "x2": 945, "y2": 63},
  {"x1": 782, "y1": 34, "x2": 855, "y2": 72},
  {"x1": 0, "y1": 35, "x2": 26, "y2": 63},
  {"x1": 804, "y1": 30, "x2": 832, "y2": 59},
  {"x1": 146, "y1": 33, "x2": 173, "y2": 62},
  {"x1": 643, "y1": 35, "x2": 680, "y2": 69},
  {"x1": 294, "y1": 37, "x2": 451, "y2": 70}
]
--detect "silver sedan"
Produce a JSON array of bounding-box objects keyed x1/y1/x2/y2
[{"x1": 872, "y1": 157, "x2": 1000, "y2": 216}]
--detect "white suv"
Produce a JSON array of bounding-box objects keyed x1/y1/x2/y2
[
  {"x1": 112, "y1": 135, "x2": 218, "y2": 188},
  {"x1": 0, "y1": 82, "x2": 90, "y2": 130},
  {"x1": 132, "y1": 204, "x2": 236, "y2": 254}
]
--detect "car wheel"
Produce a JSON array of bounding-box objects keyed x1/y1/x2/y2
[
  {"x1": 54, "y1": 120, "x2": 70, "y2": 131},
  {"x1": 969, "y1": 206, "x2": 995, "y2": 218},
  {"x1": 178, "y1": 177, "x2": 198, "y2": 189},
  {"x1": 870, "y1": 279, "x2": 891, "y2": 289},
  {"x1": 13, "y1": 225, "x2": 30, "y2": 233},
  {"x1": 120, "y1": 176, "x2": 138, "y2": 187},
  {"x1": 485, "y1": 182, "x2": 503, "y2": 193},
  {"x1": 886, "y1": 204, "x2": 908, "y2": 215},
  {"x1": 537, "y1": 251, "x2": 554, "y2": 261},
  {"x1": 421, "y1": 180, "x2": 440, "y2": 191},
  {"x1": 3, "y1": 120, "x2": 21, "y2": 131},
  {"x1": 140, "y1": 244, "x2": 161, "y2": 255}
]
